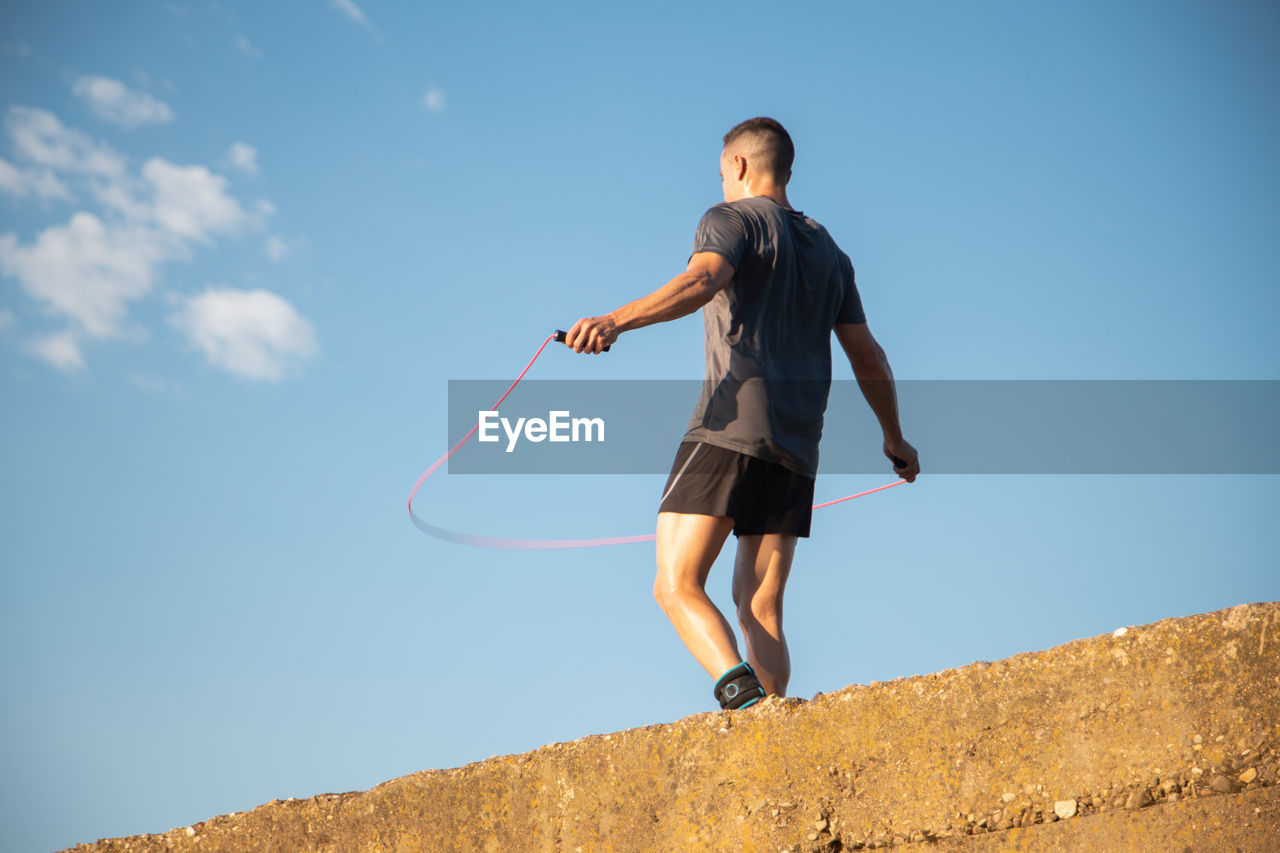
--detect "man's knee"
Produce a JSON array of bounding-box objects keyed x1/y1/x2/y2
[
  {"x1": 653, "y1": 568, "x2": 693, "y2": 614},
  {"x1": 653, "y1": 575, "x2": 672, "y2": 611}
]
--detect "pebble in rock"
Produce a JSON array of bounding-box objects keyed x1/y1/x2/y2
[
  {"x1": 1125, "y1": 789, "x2": 1154, "y2": 810},
  {"x1": 1001, "y1": 792, "x2": 1017, "y2": 803},
  {"x1": 1053, "y1": 799, "x2": 1078, "y2": 820},
  {"x1": 1210, "y1": 775, "x2": 1236, "y2": 794},
  {"x1": 1239, "y1": 767, "x2": 1258, "y2": 785},
  {"x1": 814, "y1": 818, "x2": 829, "y2": 832}
]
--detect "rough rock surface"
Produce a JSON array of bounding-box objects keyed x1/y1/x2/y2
[{"x1": 69, "y1": 602, "x2": 1280, "y2": 852}]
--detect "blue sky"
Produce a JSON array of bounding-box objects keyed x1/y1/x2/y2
[{"x1": 2, "y1": 1, "x2": 1278, "y2": 850}]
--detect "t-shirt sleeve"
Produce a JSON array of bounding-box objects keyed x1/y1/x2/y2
[
  {"x1": 834, "y1": 251, "x2": 866, "y2": 324},
  {"x1": 690, "y1": 204, "x2": 747, "y2": 268}
]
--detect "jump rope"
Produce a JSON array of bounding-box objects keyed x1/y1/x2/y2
[{"x1": 406, "y1": 331, "x2": 907, "y2": 549}]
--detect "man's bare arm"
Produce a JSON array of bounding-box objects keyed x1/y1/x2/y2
[
  {"x1": 564, "y1": 252, "x2": 735, "y2": 354},
  {"x1": 834, "y1": 322, "x2": 920, "y2": 482}
]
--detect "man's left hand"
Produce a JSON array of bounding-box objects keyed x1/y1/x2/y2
[{"x1": 564, "y1": 315, "x2": 619, "y2": 354}]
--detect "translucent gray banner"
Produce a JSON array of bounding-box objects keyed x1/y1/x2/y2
[{"x1": 445, "y1": 380, "x2": 1279, "y2": 474}]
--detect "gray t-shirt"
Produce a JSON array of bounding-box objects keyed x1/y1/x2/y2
[{"x1": 682, "y1": 196, "x2": 865, "y2": 477}]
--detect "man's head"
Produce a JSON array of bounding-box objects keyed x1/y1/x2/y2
[{"x1": 720, "y1": 117, "x2": 794, "y2": 203}]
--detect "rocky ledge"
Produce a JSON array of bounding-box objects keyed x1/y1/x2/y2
[{"x1": 70, "y1": 602, "x2": 1279, "y2": 852}]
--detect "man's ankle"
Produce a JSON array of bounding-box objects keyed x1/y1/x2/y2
[{"x1": 714, "y1": 662, "x2": 765, "y2": 710}]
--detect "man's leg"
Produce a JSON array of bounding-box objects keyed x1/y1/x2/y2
[
  {"x1": 653, "y1": 511, "x2": 743, "y2": 681},
  {"x1": 731, "y1": 533, "x2": 797, "y2": 696}
]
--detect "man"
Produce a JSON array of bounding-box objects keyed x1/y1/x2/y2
[{"x1": 564, "y1": 117, "x2": 919, "y2": 710}]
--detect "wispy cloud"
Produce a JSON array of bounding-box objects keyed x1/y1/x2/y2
[
  {"x1": 72, "y1": 76, "x2": 174, "y2": 129},
  {"x1": 6, "y1": 106, "x2": 125, "y2": 177},
  {"x1": 130, "y1": 373, "x2": 169, "y2": 392},
  {"x1": 0, "y1": 156, "x2": 71, "y2": 200},
  {"x1": 330, "y1": 0, "x2": 383, "y2": 40},
  {"x1": 330, "y1": 0, "x2": 369, "y2": 25},
  {"x1": 171, "y1": 288, "x2": 317, "y2": 381},
  {"x1": 265, "y1": 235, "x2": 303, "y2": 262},
  {"x1": 3, "y1": 43, "x2": 32, "y2": 58},
  {"x1": 27, "y1": 330, "x2": 85, "y2": 372},
  {"x1": 0, "y1": 308, "x2": 16, "y2": 331},
  {"x1": 233, "y1": 35, "x2": 263, "y2": 58},
  {"x1": 225, "y1": 141, "x2": 258, "y2": 175},
  {"x1": 423, "y1": 87, "x2": 446, "y2": 113},
  {"x1": 130, "y1": 71, "x2": 178, "y2": 96}
]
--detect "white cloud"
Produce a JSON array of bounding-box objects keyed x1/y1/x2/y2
[
  {"x1": 0, "y1": 110, "x2": 185, "y2": 343},
  {"x1": 330, "y1": 0, "x2": 382, "y2": 40},
  {"x1": 0, "y1": 157, "x2": 22, "y2": 193},
  {"x1": 265, "y1": 235, "x2": 301, "y2": 262},
  {"x1": 84, "y1": 155, "x2": 255, "y2": 239},
  {"x1": 330, "y1": 0, "x2": 369, "y2": 25},
  {"x1": 0, "y1": 156, "x2": 72, "y2": 200},
  {"x1": 143, "y1": 159, "x2": 249, "y2": 242},
  {"x1": 423, "y1": 87, "x2": 446, "y2": 112},
  {"x1": 171, "y1": 288, "x2": 317, "y2": 380},
  {"x1": 6, "y1": 106, "x2": 124, "y2": 177},
  {"x1": 0, "y1": 213, "x2": 170, "y2": 337},
  {"x1": 131, "y1": 373, "x2": 168, "y2": 392},
  {"x1": 226, "y1": 141, "x2": 258, "y2": 174},
  {"x1": 27, "y1": 331, "x2": 85, "y2": 372},
  {"x1": 91, "y1": 176, "x2": 151, "y2": 221},
  {"x1": 73, "y1": 76, "x2": 174, "y2": 129},
  {"x1": 130, "y1": 72, "x2": 177, "y2": 95},
  {"x1": 0, "y1": 155, "x2": 256, "y2": 338},
  {"x1": 233, "y1": 35, "x2": 263, "y2": 58},
  {"x1": 0, "y1": 107, "x2": 286, "y2": 376}
]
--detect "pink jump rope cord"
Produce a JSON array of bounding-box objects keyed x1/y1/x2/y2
[{"x1": 407, "y1": 332, "x2": 906, "y2": 549}]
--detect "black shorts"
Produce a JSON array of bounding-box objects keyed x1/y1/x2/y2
[{"x1": 657, "y1": 440, "x2": 815, "y2": 538}]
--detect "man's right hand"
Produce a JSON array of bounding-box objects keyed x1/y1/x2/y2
[
  {"x1": 885, "y1": 437, "x2": 919, "y2": 483},
  {"x1": 564, "y1": 315, "x2": 619, "y2": 354}
]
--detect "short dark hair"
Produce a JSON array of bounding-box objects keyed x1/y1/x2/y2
[{"x1": 722, "y1": 117, "x2": 794, "y2": 180}]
